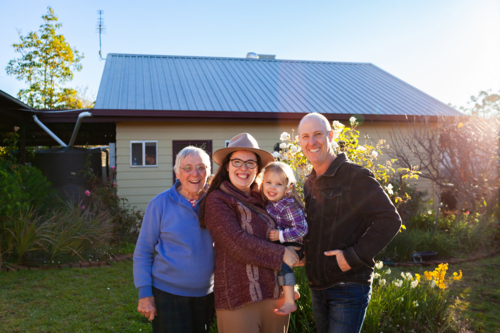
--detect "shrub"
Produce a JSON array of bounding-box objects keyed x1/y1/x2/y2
[
  {"x1": 83, "y1": 167, "x2": 143, "y2": 243},
  {"x1": 44, "y1": 200, "x2": 115, "y2": 262},
  {"x1": 276, "y1": 118, "x2": 420, "y2": 226},
  {"x1": 3, "y1": 207, "x2": 52, "y2": 264},
  {"x1": 376, "y1": 228, "x2": 457, "y2": 261},
  {"x1": 0, "y1": 159, "x2": 28, "y2": 220},
  {"x1": 17, "y1": 164, "x2": 55, "y2": 210},
  {"x1": 364, "y1": 262, "x2": 462, "y2": 332}
]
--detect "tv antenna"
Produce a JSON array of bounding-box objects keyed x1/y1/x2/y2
[{"x1": 96, "y1": 10, "x2": 106, "y2": 60}]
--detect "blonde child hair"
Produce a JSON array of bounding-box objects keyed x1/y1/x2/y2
[{"x1": 260, "y1": 162, "x2": 304, "y2": 209}]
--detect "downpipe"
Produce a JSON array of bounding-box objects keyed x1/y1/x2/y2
[
  {"x1": 68, "y1": 111, "x2": 92, "y2": 147},
  {"x1": 32, "y1": 115, "x2": 67, "y2": 147}
]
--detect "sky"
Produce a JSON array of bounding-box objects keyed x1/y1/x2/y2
[{"x1": 1, "y1": 0, "x2": 499, "y2": 109}]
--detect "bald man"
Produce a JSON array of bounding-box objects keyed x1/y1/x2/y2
[{"x1": 297, "y1": 112, "x2": 401, "y2": 333}]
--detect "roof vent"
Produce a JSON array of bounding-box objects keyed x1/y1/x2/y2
[
  {"x1": 246, "y1": 52, "x2": 259, "y2": 59},
  {"x1": 257, "y1": 54, "x2": 276, "y2": 60}
]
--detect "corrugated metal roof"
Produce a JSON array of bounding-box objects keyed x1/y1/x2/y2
[{"x1": 95, "y1": 53, "x2": 461, "y2": 116}]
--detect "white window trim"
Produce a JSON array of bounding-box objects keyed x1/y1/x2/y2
[
  {"x1": 225, "y1": 140, "x2": 231, "y2": 147},
  {"x1": 130, "y1": 140, "x2": 158, "y2": 168}
]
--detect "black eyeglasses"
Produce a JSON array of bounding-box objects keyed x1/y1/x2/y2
[
  {"x1": 230, "y1": 159, "x2": 258, "y2": 169},
  {"x1": 179, "y1": 164, "x2": 207, "y2": 173}
]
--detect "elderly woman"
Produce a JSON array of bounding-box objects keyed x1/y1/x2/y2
[
  {"x1": 199, "y1": 133, "x2": 299, "y2": 333},
  {"x1": 133, "y1": 146, "x2": 215, "y2": 333}
]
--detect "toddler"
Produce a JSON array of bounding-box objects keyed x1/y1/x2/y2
[{"x1": 261, "y1": 162, "x2": 308, "y2": 316}]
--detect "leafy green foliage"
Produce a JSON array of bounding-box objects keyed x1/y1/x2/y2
[
  {"x1": 44, "y1": 200, "x2": 115, "y2": 262},
  {"x1": 0, "y1": 129, "x2": 53, "y2": 220},
  {"x1": 276, "y1": 118, "x2": 419, "y2": 229},
  {"x1": 4, "y1": 208, "x2": 52, "y2": 264},
  {"x1": 5, "y1": 6, "x2": 83, "y2": 109},
  {"x1": 364, "y1": 263, "x2": 462, "y2": 332},
  {"x1": 377, "y1": 213, "x2": 498, "y2": 261}
]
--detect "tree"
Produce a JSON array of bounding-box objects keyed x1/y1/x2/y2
[
  {"x1": 455, "y1": 89, "x2": 500, "y2": 118},
  {"x1": 389, "y1": 116, "x2": 499, "y2": 226},
  {"x1": 5, "y1": 7, "x2": 83, "y2": 109}
]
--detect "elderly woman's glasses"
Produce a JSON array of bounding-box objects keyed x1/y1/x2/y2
[
  {"x1": 180, "y1": 164, "x2": 207, "y2": 173},
  {"x1": 230, "y1": 159, "x2": 258, "y2": 169}
]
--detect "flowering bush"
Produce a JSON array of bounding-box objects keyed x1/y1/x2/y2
[
  {"x1": 363, "y1": 262, "x2": 462, "y2": 332},
  {"x1": 275, "y1": 118, "x2": 419, "y2": 227},
  {"x1": 83, "y1": 166, "x2": 143, "y2": 242}
]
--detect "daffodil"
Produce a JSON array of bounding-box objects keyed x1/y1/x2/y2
[
  {"x1": 385, "y1": 184, "x2": 394, "y2": 195},
  {"x1": 375, "y1": 261, "x2": 383, "y2": 269},
  {"x1": 386, "y1": 268, "x2": 391, "y2": 275},
  {"x1": 411, "y1": 280, "x2": 418, "y2": 288},
  {"x1": 379, "y1": 278, "x2": 386, "y2": 286},
  {"x1": 280, "y1": 132, "x2": 289, "y2": 141}
]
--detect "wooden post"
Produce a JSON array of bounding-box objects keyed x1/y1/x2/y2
[{"x1": 19, "y1": 124, "x2": 26, "y2": 165}]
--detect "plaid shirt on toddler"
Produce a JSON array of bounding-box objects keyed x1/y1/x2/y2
[{"x1": 265, "y1": 196, "x2": 308, "y2": 244}]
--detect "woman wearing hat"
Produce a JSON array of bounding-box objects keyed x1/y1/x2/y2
[{"x1": 199, "y1": 133, "x2": 299, "y2": 333}]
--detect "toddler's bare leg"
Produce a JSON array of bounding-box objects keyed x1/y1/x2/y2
[{"x1": 274, "y1": 286, "x2": 297, "y2": 316}]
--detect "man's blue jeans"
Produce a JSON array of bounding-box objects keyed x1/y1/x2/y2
[{"x1": 310, "y1": 283, "x2": 372, "y2": 333}]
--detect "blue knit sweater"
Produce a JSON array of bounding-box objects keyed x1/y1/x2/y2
[{"x1": 133, "y1": 181, "x2": 215, "y2": 299}]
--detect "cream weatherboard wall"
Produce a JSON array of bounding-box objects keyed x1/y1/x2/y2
[{"x1": 116, "y1": 120, "x2": 434, "y2": 212}]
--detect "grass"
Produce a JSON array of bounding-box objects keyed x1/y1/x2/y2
[
  {"x1": 0, "y1": 261, "x2": 151, "y2": 332},
  {"x1": 1, "y1": 256, "x2": 499, "y2": 332}
]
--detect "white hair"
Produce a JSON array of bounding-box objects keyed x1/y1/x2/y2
[{"x1": 174, "y1": 146, "x2": 211, "y2": 175}]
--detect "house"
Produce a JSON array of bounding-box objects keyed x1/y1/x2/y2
[{"x1": 88, "y1": 53, "x2": 461, "y2": 211}]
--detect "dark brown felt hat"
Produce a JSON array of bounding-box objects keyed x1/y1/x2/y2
[{"x1": 213, "y1": 133, "x2": 274, "y2": 168}]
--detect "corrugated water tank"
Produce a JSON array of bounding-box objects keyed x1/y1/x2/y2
[{"x1": 33, "y1": 147, "x2": 102, "y2": 201}]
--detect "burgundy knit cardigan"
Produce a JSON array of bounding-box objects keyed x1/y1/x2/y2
[{"x1": 204, "y1": 181, "x2": 286, "y2": 311}]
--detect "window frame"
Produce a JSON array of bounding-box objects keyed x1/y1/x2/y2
[{"x1": 129, "y1": 140, "x2": 159, "y2": 168}]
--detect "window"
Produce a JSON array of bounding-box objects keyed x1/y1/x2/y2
[
  {"x1": 130, "y1": 141, "x2": 158, "y2": 167},
  {"x1": 172, "y1": 140, "x2": 212, "y2": 181},
  {"x1": 225, "y1": 140, "x2": 231, "y2": 147}
]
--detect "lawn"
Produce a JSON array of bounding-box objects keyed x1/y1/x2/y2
[
  {"x1": 1, "y1": 256, "x2": 499, "y2": 332},
  {"x1": 0, "y1": 261, "x2": 151, "y2": 332}
]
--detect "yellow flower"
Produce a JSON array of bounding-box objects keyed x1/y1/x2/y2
[
  {"x1": 415, "y1": 273, "x2": 421, "y2": 282},
  {"x1": 424, "y1": 271, "x2": 433, "y2": 280},
  {"x1": 453, "y1": 270, "x2": 463, "y2": 281}
]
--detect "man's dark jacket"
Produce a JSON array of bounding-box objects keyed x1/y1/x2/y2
[{"x1": 304, "y1": 153, "x2": 401, "y2": 290}]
